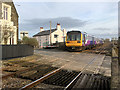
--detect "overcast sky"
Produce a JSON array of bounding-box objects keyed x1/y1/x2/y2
[{"x1": 13, "y1": 1, "x2": 118, "y2": 39}]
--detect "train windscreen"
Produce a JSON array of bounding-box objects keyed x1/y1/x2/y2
[{"x1": 67, "y1": 32, "x2": 81, "y2": 41}]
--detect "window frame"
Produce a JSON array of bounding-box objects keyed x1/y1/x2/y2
[
  {"x1": 3, "y1": 6, "x2": 8, "y2": 20},
  {"x1": 67, "y1": 33, "x2": 81, "y2": 41},
  {"x1": 2, "y1": 3, "x2": 11, "y2": 21},
  {"x1": 54, "y1": 34, "x2": 58, "y2": 38}
]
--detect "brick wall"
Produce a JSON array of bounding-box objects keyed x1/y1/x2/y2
[{"x1": 0, "y1": 2, "x2": 2, "y2": 19}]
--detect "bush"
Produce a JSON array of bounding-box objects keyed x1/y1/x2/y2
[{"x1": 22, "y1": 37, "x2": 38, "y2": 47}]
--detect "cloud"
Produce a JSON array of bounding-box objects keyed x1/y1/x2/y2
[
  {"x1": 92, "y1": 28, "x2": 111, "y2": 31},
  {"x1": 92, "y1": 33, "x2": 118, "y2": 39},
  {"x1": 13, "y1": 0, "x2": 119, "y2": 2},
  {"x1": 17, "y1": 2, "x2": 117, "y2": 39},
  {"x1": 20, "y1": 17, "x2": 88, "y2": 31}
]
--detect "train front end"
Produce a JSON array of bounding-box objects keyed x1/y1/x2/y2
[{"x1": 65, "y1": 31, "x2": 82, "y2": 50}]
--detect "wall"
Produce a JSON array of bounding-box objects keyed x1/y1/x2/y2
[
  {"x1": 0, "y1": 2, "x2": 18, "y2": 45},
  {"x1": 1, "y1": 44, "x2": 34, "y2": 60},
  {"x1": 51, "y1": 29, "x2": 64, "y2": 44},
  {"x1": 0, "y1": 2, "x2": 2, "y2": 19},
  {"x1": 5, "y1": 2, "x2": 19, "y2": 42},
  {"x1": 0, "y1": 2, "x2": 2, "y2": 44},
  {"x1": 34, "y1": 35, "x2": 50, "y2": 47}
]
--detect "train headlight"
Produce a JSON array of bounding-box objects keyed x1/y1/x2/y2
[{"x1": 77, "y1": 41, "x2": 81, "y2": 43}]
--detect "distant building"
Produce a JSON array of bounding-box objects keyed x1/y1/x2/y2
[
  {"x1": 0, "y1": 0, "x2": 19, "y2": 45},
  {"x1": 20, "y1": 31, "x2": 28, "y2": 40},
  {"x1": 111, "y1": 37, "x2": 118, "y2": 45},
  {"x1": 33, "y1": 23, "x2": 66, "y2": 48},
  {"x1": 104, "y1": 38, "x2": 110, "y2": 43}
]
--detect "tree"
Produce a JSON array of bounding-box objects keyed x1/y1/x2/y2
[
  {"x1": 1, "y1": 25, "x2": 14, "y2": 45},
  {"x1": 22, "y1": 37, "x2": 38, "y2": 47}
]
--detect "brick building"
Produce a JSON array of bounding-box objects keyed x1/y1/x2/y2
[{"x1": 0, "y1": 0, "x2": 19, "y2": 45}]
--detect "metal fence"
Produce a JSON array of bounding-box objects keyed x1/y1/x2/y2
[{"x1": 1, "y1": 44, "x2": 34, "y2": 60}]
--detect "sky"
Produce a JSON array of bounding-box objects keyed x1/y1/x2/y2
[{"x1": 13, "y1": 0, "x2": 118, "y2": 39}]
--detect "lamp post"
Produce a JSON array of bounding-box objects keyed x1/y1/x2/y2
[{"x1": 50, "y1": 21, "x2": 52, "y2": 45}]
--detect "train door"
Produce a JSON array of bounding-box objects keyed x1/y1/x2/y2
[
  {"x1": 84, "y1": 34, "x2": 85, "y2": 46},
  {"x1": 82, "y1": 34, "x2": 85, "y2": 46},
  {"x1": 92, "y1": 37, "x2": 94, "y2": 45},
  {"x1": 82, "y1": 33, "x2": 86, "y2": 46},
  {"x1": 85, "y1": 34, "x2": 88, "y2": 45}
]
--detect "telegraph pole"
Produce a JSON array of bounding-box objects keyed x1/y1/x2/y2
[{"x1": 50, "y1": 21, "x2": 52, "y2": 45}]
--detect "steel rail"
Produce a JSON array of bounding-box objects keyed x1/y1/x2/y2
[
  {"x1": 20, "y1": 65, "x2": 65, "y2": 90},
  {"x1": 64, "y1": 49, "x2": 104, "y2": 90}
]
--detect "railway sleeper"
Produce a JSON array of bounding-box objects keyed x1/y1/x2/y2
[
  {"x1": 58, "y1": 72, "x2": 77, "y2": 86},
  {"x1": 42, "y1": 70, "x2": 80, "y2": 87},
  {"x1": 72, "y1": 73, "x2": 85, "y2": 88},
  {"x1": 32, "y1": 69, "x2": 111, "y2": 89},
  {"x1": 43, "y1": 70, "x2": 67, "y2": 85},
  {"x1": 85, "y1": 74, "x2": 94, "y2": 88},
  {"x1": 72, "y1": 74, "x2": 110, "y2": 89}
]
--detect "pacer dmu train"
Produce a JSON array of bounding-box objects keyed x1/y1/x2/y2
[{"x1": 65, "y1": 31, "x2": 103, "y2": 51}]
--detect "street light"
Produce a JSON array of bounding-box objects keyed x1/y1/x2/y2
[{"x1": 15, "y1": 4, "x2": 21, "y2": 6}]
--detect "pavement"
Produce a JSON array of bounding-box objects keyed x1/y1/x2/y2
[{"x1": 34, "y1": 49, "x2": 111, "y2": 76}]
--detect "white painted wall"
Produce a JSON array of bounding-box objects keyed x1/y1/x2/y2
[{"x1": 51, "y1": 29, "x2": 64, "y2": 44}]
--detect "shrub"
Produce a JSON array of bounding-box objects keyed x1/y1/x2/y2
[{"x1": 22, "y1": 37, "x2": 38, "y2": 47}]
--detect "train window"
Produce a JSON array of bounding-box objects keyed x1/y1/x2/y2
[
  {"x1": 67, "y1": 35, "x2": 71, "y2": 41},
  {"x1": 67, "y1": 33, "x2": 81, "y2": 41},
  {"x1": 76, "y1": 34, "x2": 80, "y2": 40},
  {"x1": 71, "y1": 35, "x2": 75, "y2": 41}
]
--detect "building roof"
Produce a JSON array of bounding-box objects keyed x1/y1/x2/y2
[{"x1": 33, "y1": 29, "x2": 57, "y2": 37}]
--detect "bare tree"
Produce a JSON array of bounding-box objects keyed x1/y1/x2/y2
[{"x1": 1, "y1": 25, "x2": 14, "y2": 45}]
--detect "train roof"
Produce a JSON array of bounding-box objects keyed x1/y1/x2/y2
[
  {"x1": 67, "y1": 31, "x2": 103, "y2": 40},
  {"x1": 67, "y1": 30, "x2": 81, "y2": 33}
]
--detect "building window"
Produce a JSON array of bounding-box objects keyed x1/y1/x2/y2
[
  {"x1": 3, "y1": 6, "x2": 8, "y2": 20},
  {"x1": 54, "y1": 34, "x2": 58, "y2": 38},
  {"x1": 10, "y1": 38, "x2": 11, "y2": 45},
  {"x1": 12, "y1": 38, "x2": 14, "y2": 44}
]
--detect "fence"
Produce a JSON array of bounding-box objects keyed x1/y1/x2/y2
[{"x1": 1, "y1": 44, "x2": 34, "y2": 60}]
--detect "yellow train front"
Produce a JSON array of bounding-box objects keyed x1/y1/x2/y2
[{"x1": 65, "y1": 31, "x2": 83, "y2": 51}]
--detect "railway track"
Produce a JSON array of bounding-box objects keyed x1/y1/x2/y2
[
  {"x1": 82, "y1": 43, "x2": 112, "y2": 56},
  {"x1": 2, "y1": 57, "x2": 60, "y2": 80},
  {"x1": 2, "y1": 43, "x2": 112, "y2": 88},
  {"x1": 2, "y1": 65, "x2": 57, "y2": 80},
  {"x1": 2, "y1": 53, "x2": 64, "y2": 80},
  {"x1": 20, "y1": 47, "x2": 111, "y2": 89}
]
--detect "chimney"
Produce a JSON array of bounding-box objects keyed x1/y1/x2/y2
[
  {"x1": 40, "y1": 27, "x2": 44, "y2": 32},
  {"x1": 56, "y1": 23, "x2": 61, "y2": 30}
]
